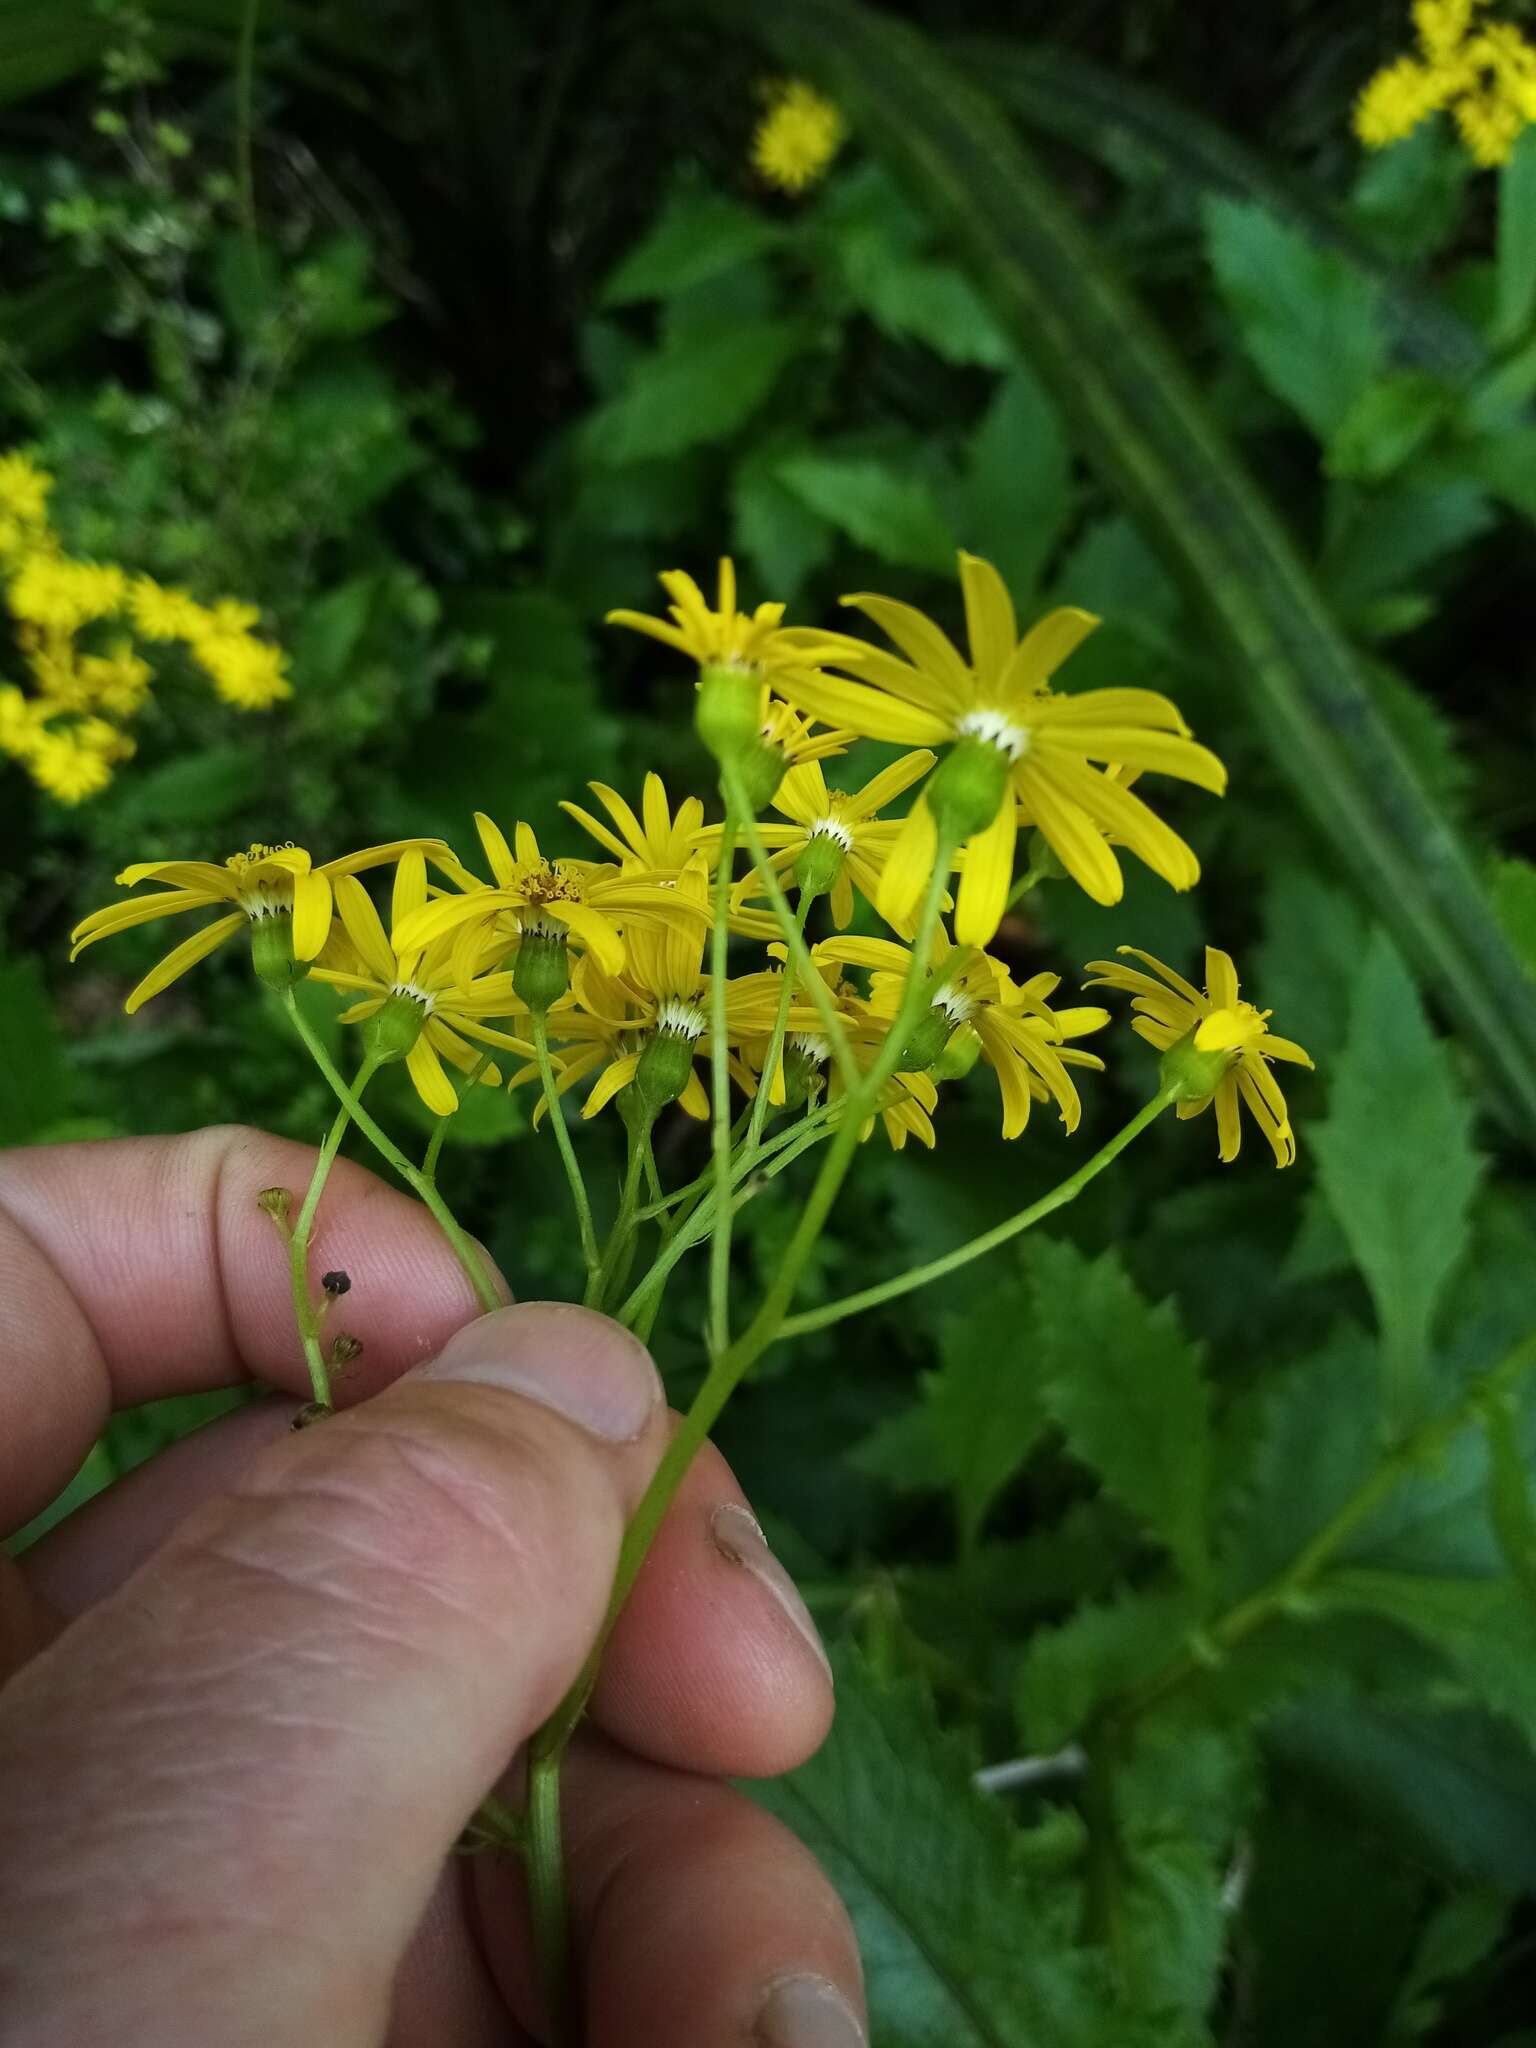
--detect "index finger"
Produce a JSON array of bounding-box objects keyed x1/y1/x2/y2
[{"x1": 0, "y1": 1125, "x2": 503, "y2": 1526}]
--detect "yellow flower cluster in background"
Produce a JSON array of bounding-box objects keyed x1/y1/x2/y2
[
  {"x1": 751, "y1": 80, "x2": 846, "y2": 194},
  {"x1": 1355, "y1": 0, "x2": 1536, "y2": 165},
  {"x1": 72, "y1": 554, "x2": 1311, "y2": 1166},
  {"x1": 0, "y1": 449, "x2": 291, "y2": 805}
]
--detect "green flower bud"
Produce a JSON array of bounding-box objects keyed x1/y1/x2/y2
[
  {"x1": 695, "y1": 663, "x2": 786, "y2": 809},
  {"x1": 632, "y1": 1025, "x2": 697, "y2": 1119},
  {"x1": 931, "y1": 1022, "x2": 982, "y2": 1081},
  {"x1": 780, "y1": 1041, "x2": 825, "y2": 1110},
  {"x1": 364, "y1": 990, "x2": 427, "y2": 1065},
  {"x1": 925, "y1": 736, "x2": 1012, "y2": 846},
  {"x1": 513, "y1": 928, "x2": 569, "y2": 1013},
  {"x1": 250, "y1": 913, "x2": 308, "y2": 993},
  {"x1": 794, "y1": 829, "x2": 846, "y2": 901},
  {"x1": 898, "y1": 1004, "x2": 954, "y2": 1073},
  {"x1": 1159, "y1": 1025, "x2": 1233, "y2": 1103},
  {"x1": 733, "y1": 736, "x2": 788, "y2": 811}
]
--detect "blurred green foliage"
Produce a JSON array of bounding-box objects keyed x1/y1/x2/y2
[{"x1": 4, "y1": 2, "x2": 1536, "y2": 2041}]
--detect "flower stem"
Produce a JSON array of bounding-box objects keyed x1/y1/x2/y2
[
  {"x1": 745, "y1": 890, "x2": 814, "y2": 1160},
  {"x1": 590, "y1": 1122, "x2": 649, "y2": 1312},
  {"x1": 707, "y1": 810, "x2": 740, "y2": 1357},
  {"x1": 526, "y1": 1748, "x2": 574, "y2": 2048},
  {"x1": 285, "y1": 1056, "x2": 378, "y2": 1406},
  {"x1": 777, "y1": 1087, "x2": 1177, "y2": 1340},
  {"x1": 533, "y1": 1009, "x2": 601, "y2": 1297},
  {"x1": 422, "y1": 1050, "x2": 494, "y2": 1185},
  {"x1": 282, "y1": 992, "x2": 501, "y2": 1314},
  {"x1": 730, "y1": 784, "x2": 859, "y2": 1093}
]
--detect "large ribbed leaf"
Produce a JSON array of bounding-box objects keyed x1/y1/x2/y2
[
  {"x1": 741, "y1": 0, "x2": 1536, "y2": 1145},
  {"x1": 955, "y1": 39, "x2": 1485, "y2": 379}
]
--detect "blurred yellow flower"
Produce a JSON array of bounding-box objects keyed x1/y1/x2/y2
[
  {"x1": 776, "y1": 552, "x2": 1223, "y2": 941},
  {"x1": 1356, "y1": 0, "x2": 1536, "y2": 164},
  {"x1": 1085, "y1": 945, "x2": 1314, "y2": 1166},
  {"x1": 751, "y1": 80, "x2": 846, "y2": 194}
]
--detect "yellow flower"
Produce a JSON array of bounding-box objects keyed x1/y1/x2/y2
[
  {"x1": 715, "y1": 748, "x2": 937, "y2": 935},
  {"x1": 7, "y1": 553, "x2": 128, "y2": 634},
  {"x1": 70, "y1": 839, "x2": 439, "y2": 1013},
  {"x1": 392, "y1": 815, "x2": 699, "y2": 987},
  {"x1": 28, "y1": 722, "x2": 127, "y2": 805},
  {"x1": 78, "y1": 643, "x2": 154, "y2": 718},
  {"x1": 0, "y1": 451, "x2": 53, "y2": 533},
  {"x1": 1356, "y1": 0, "x2": 1536, "y2": 163},
  {"x1": 608, "y1": 558, "x2": 848, "y2": 697},
  {"x1": 1084, "y1": 945, "x2": 1314, "y2": 1167},
  {"x1": 777, "y1": 552, "x2": 1223, "y2": 940},
  {"x1": 0, "y1": 683, "x2": 47, "y2": 759},
  {"x1": 127, "y1": 577, "x2": 208, "y2": 641},
  {"x1": 190, "y1": 626, "x2": 292, "y2": 709},
  {"x1": 561, "y1": 772, "x2": 711, "y2": 872},
  {"x1": 823, "y1": 930, "x2": 1108, "y2": 1138},
  {"x1": 541, "y1": 858, "x2": 780, "y2": 1120},
  {"x1": 1354, "y1": 54, "x2": 1455, "y2": 144},
  {"x1": 310, "y1": 854, "x2": 534, "y2": 1116},
  {"x1": 751, "y1": 80, "x2": 846, "y2": 194}
]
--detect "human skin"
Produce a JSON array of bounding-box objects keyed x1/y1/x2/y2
[{"x1": 0, "y1": 1126, "x2": 865, "y2": 2046}]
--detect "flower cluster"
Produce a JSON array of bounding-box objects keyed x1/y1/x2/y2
[
  {"x1": 72, "y1": 554, "x2": 1311, "y2": 1168},
  {"x1": 0, "y1": 449, "x2": 291, "y2": 804},
  {"x1": 751, "y1": 80, "x2": 846, "y2": 194},
  {"x1": 1355, "y1": 0, "x2": 1536, "y2": 165}
]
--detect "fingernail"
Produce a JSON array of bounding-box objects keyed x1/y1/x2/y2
[
  {"x1": 711, "y1": 1504, "x2": 832, "y2": 1682},
  {"x1": 755, "y1": 1974, "x2": 865, "y2": 2047},
  {"x1": 416, "y1": 1301, "x2": 661, "y2": 1443}
]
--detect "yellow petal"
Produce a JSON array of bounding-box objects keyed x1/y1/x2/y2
[
  {"x1": 843, "y1": 748, "x2": 937, "y2": 822},
  {"x1": 1214, "y1": 1074, "x2": 1242, "y2": 1162},
  {"x1": 114, "y1": 860, "x2": 230, "y2": 893},
  {"x1": 957, "y1": 553, "x2": 1018, "y2": 686},
  {"x1": 953, "y1": 797, "x2": 1016, "y2": 947},
  {"x1": 995, "y1": 606, "x2": 1099, "y2": 702},
  {"x1": 392, "y1": 848, "x2": 428, "y2": 931},
  {"x1": 333, "y1": 873, "x2": 395, "y2": 983},
  {"x1": 876, "y1": 793, "x2": 938, "y2": 930},
  {"x1": 678, "y1": 1066, "x2": 710, "y2": 1119},
  {"x1": 406, "y1": 1034, "x2": 460, "y2": 1116},
  {"x1": 123, "y1": 911, "x2": 244, "y2": 1013},
  {"x1": 290, "y1": 869, "x2": 333, "y2": 961},
  {"x1": 1237, "y1": 1064, "x2": 1296, "y2": 1168},
  {"x1": 779, "y1": 668, "x2": 953, "y2": 747},
  {"x1": 1039, "y1": 726, "x2": 1227, "y2": 794},
  {"x1": 70, "y1": 887, "x2": 219, "y2": 957},
  {"x1": 1035, "y1": 687, "x2": 1190, "y2": 735},
  {"x1": 582, "y1": 1050, "x2": 641, "y2": 1119},
  {"x1": 840, "y1": 591, "x2": 972, "y2": 700},
  {"x1": 1040, "y1": 755, "x2": 1200, "y2": 892},
  {"x1": 1014, "y1": 763, "x2": 1123, "y2": 906},
  {"x1": 552, "y1": 900, "x2": 626, "y2": 977},
  {"x1": 1205, "y1": 947, "x2": 1239, "y2": 1009}
]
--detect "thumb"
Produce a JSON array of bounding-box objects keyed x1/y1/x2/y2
[{"x1": 0, "y1": 1301, "x2": 663, "y2": 2048}]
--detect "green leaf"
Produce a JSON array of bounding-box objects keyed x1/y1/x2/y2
[
  {"x1": 749, "y1": 1654, "x2": 1105, "y2": 2046},
  {"x1": 774, "y1": 452, "x2": 955, "y2": 572},
  {"x1": 293, "y1": 575, "x2": 377, "y2": 687},
  {"x1": 742, "y1": 0, "x2": 1536, "y2": 1146},
  {"x1": 1321, "y1": 482, "x2": 1493, "y2": 618},
  {"x1": 1314, "y1": 1567, "x2": 1536, "y2": 1741},
  {"x1": 1349, "y1": 124, "x2": 1473, "y2": 268},
  {"x1": 601, "y1": 185, "x2": 783, "y2": 304},
  {"x1": 955, "y1": 367, "x2": 1072, "y2": 599},
  {"x1": 1490, "y1": 857, "x2": 1536, "y2": 978},
  {"x1": 1486, "y1": 1398, "x2": 1536, "y2": 1606},
  {"x1": 1495, "y1": 127, "x2": 1536, "y2": 345},
  {"x1": 1029, "y1": 1238, "x2": 1212, "y2": 1584},
  {"x1": 731, "y1": 453, "x2": 835, "y2": 598},
  {"x1": 1258, "y1": 867, "x2": 1369, "y2": 1060},
  {"x1": 0, "y1": 948, "x2": 70, "y2": 1146},
  {"x1": 585, "y1": 321, "x2": 806, "y2": 465},
  {"x1": 838, "y1": 240, "x2": 1009, "y2": 368},
  {"x1": 1325, "y1": 373, "x2": 1448, "y2": 483},
  {"x1": 1387, "y1": 1886, "x2": 1511, "y2": 2043},
  {"x1": 1204, "y1": 198, "x2": 1384, "y2": 440},
  {"x1": 927, "y1": 1277, "x2": 1048, "y2": 1550},
  {"x1": 103, "y1": 745, "x2": 262, "y2": 831},
  {"x1": 1310, "y1": 931, "x2": 1483, "y2": 1429},
  {"x1": 1017, "y1": 1586, "x2": 1197, "y2": 1750}
]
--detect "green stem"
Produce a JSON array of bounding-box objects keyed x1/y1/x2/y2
[
  {"x1": 422, "y1": 1050, "x2": 494, "y2": 1184},
  {"x1": 282, "y1": 993, "x2": 500, "y2": 1314},
  {"x1": 286, "y1": 1057, "x2": 377, "y2": 1406},
  {"x1": 745, "y1": 889, "x2": 815, "y2": 1159},
  {"x1": 533, "y1": 1010, "x2": 602, "y2": 1296},
  {"x1": 526, "y1": 1749, "x2": 574, "y2": 2048},
  {"x1": 1110, "y1": 1327, "x2": 1536, "y2": 1728},
  {"x1": 590, "y1": 1123, "x2": 649, "y2": 1312},
  {"x1": 730, "y1": 786, "x2": 860, "y2": 1092},
  {"x1": 778, "y1": 1087, "x2": 1177, "y2": 1340},
  {"x1": 707, "y1": 811, "x2": 740, "y2": 1357}
]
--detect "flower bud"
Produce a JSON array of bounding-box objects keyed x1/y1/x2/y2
[
  {"x1": 513, "y1": 928, "x2": 569, "y2": 1013},
  {"x1": 794, "y1": 830, "x2": 846, "y2": 901},
  {"x1": 632, "y1": 1025, "x2": 697, "y2": 1119},
  {"x1": 931, "y1": 1022, "x2": 982, "y2": 1081},
  {"x1": 694, "y1": 664, "x2": 786, "y2": 809},
  {"x1": 250, "y1": 913, "x2": 308, "y2": 993},
  {"x1": 898, "y1": 1003, "x2": 954, "y2": 1073},
  {"x1": 1159, "y1": 1025, "x2": 1233, "y2": 1103},
  {"x1": 364, "y1": 990, "x2": 427, "y2": 1065},
  {"x1": 783, "y1": 1038, "x2": 828, "y2": 1109},
  {"x1": 925, "y1": 737, "x2": 1011, "y2": 846}
]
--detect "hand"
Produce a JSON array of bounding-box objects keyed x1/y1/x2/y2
[{"x1": 0, "y1": 1127, "x2": 863, "y2": 2047}]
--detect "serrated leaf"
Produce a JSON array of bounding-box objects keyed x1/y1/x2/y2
[
  {"x1": 1259, "y1": 869, "x2": 1368, "y2": 1059},
  {"x1": 1490, "y1": 857, "x2": 1536, "y2": 979},
  {"x1": 839, "y1": 238, "x2": 1010, "y2": 367},
  {"x1": 1029, "y1": 1238, "x2": 1212, "y2": 1584},
  {"x1": 773, "y1": 451, "x2": 954, "y2": 571},
  {"x1": 1017, "y1": 1586, "x2": 1197, "y2": 1749},
  {"x1": 749, "y1": 1654, "x2": 1105, "y2": 2046},
  {"x1": 927, "y1": 1279, "x2": 1049, "y2": 1551},
  {"x1": 956, "y1": 367, "x2": 1072, "y2": 599},
  {"x1": 1204, "y1": 197, "x2": 1384, "y2": 439},
  {"x1": 601, "y1": 185, "x2": 783, "y2": 304},
  {"x1": 1326, "y1": 372, "x2": 1448, "y2": 482},
  {"x1": 1310, "y1": 931, "x2": 1483, "y2": 1431},
  {"x1": 585, "y1": 321, "x2": 805, "y2": 465},
  {"x1": 1314, "y1": 1567, "x2": 1536, "y2": 1741}
]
